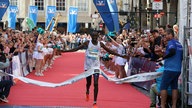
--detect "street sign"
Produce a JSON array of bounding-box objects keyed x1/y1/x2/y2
[
  {"x1": 91, "y1": 13, "x2": 100, "y2": 19},
  {"x1": 152, "y1": 1, "x2": 163, "y2": 10},
  {"x1": 154, "y1": 14, "x2": 161, "y2": 18},
  {"x1": 99, "y1": 23, "x2": 103, "y2": 28}
]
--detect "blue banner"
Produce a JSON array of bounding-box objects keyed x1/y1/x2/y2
[
  {"x1": 68, "y1": 7, "x2": 78, "y2": 33},
  {"x1": 107, "y1": 0, "x2": 119, "y2": 33},
  {"x1": 93, "y1": 0, "x2": 114, "y2": 32},
  {"x1": 8, "y1": 5, "x2": 18, "y2": 29},
  {"x1": 46, "y1": 6, "x2": 56, "y2": 31},
  {"x1": 29, "y1": 6, "x2": 38, "y2": 27},
  {"x1": 123, "y1": 22, "x2": 130, "y2": 31},
  {"x1": 0, "y1": 0, "x2": 9, "y2": 20}
]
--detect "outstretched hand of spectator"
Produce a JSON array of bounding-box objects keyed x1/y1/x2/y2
[{"x1": 156, "y1": 57, "x2": 163, "y2": 62}]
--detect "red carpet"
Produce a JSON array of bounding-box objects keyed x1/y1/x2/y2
[{"x1": 1, "y1": 52, "x2": 150, "y2": 108}]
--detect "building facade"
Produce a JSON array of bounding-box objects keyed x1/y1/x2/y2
[
  {"x1": 117, "y1": 0, "x2": 178, "y2": 31},
  {"x1": 1, "y1": 0, "x2": 178, "y2": 33},
  {"x1": 1, "y1": 0, "x2": 99, "y2": 33}
]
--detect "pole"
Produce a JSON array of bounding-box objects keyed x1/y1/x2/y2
[
  {"x1": 167, "y1": 2, "x2": 170, "y2": 25},
  {"x1": 156, "y1": 10, "x2": 159, "y2": 27},
  {"x1": 139, "y1": 0, "x2": 141, "y2": 32}
]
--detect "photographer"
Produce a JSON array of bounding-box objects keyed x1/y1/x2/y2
[{"x1": 0, "y1": 46, "x2": 13, "y2": 103}]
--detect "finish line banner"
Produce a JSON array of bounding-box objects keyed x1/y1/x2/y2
[
  {"x1": 0, "y1": 0, "x2": 9, "y2": 20},
  {"x1": 67, "y1": 7, "x2": 78, "y2": 33},
  {"x1": 129, "y1": 57, "x2": 157, "y2": 90}
]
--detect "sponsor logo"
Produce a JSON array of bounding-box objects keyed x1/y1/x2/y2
[
  {"x1": 96, "y1": 0, "x2": 105, "y2": 6},
  {"x1": 0, "y1": 2, "x2": 8, "y2": 8},
  {"x1": 48, "y1": 8, "x2": 55, "y2": 14},
  {"x1": 30, "y1": 8, "x2": 37, "y2": 13},
  {"x1": 9, "y1": 8, "x2": 18, "y2": 13},
  {"x1": 70, "y1": 9, "x2": 77, "y2": 15},
  {"x1": 109, "y1": 0, "x2": 114, "y2": 4}
]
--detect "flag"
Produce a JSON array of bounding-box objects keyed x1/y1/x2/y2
[
  {"x1": 93, "y1": 0, "x2": 114, "y2": 32},
  {"x1": 46, "y1": 6, "x2": 56, "y2": 31},
  {"x1": 8, "y1": 5, "x2": 18, "y2": 29},
  {"x1": 29, "y1": 6, "x2": 38, "y2": 27},
  {"x1": 26, "y1": 17, "x2": 35, "y2": 31},
  {"x1": 67, "y1": 7, "x2": 78, "y2": 33},
  {"x1": 0, "y1": 0, "x2": 9, "y2": 20},
  {"x1": 123, "y1": 22, "x2": 130, "y2": 31},
  {"x1": 107, "y1": 0, "x2": 119, "y2": 33}
]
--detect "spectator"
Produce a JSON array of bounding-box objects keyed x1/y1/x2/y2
[
  {"x1": 173, "y1": 24, "x2": 179, "y2": 40},
  {"x1": 0, "y1": 80, "x2": 13, "y2": 103},
  {"x1": 158, "y1": 28, "x2": 183, "y2": 108},
  {"x1": 150, "y1": 62, "x2": 172, "y2": 108},
  {"x1": 150, "y1": 29, "x2": 162, "y2": 61},
  {"x1": 0, "y1": 52, "x2": 13, "y2": 103}
]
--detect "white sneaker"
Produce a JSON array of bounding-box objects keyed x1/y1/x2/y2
[
  {"x1": 115, "y1": 82, "x2": 123, "y2": 84},
  {"x1": 108, "y1": 70, "x2": 115, "y2": 74},
  {"x1": 0, "y1": 95, "x2": 9, "y2": 103}
]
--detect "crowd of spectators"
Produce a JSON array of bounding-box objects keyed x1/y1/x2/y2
[{"x1": 0, "y1": 24, "x2": 181, "y2": 107}]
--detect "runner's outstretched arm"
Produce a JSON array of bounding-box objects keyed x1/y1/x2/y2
[
  {"x1": 100, "y1": 42, "x2": 128, "y2": 59},
  {"x1": 61, "y1": 41, "x2": 89, "y2": 52}
]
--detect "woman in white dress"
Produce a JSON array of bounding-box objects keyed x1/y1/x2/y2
[
  {"x1": 34, "y1": 37, "x2": 44, "y2": 76},
  {"x1": 109, "y1": 36, "x2": 127, "y2": 79}
]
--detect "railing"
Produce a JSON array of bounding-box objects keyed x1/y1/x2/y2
[
  {"x1": 1, "y1": 50, "x2": 33, "y2": 81},
  {"x1": 182, "y1": 26, "x2": 192, "y2": 108}
]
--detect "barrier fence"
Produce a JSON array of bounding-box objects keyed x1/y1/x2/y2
[
  {"x1": 1, "y1": 50, "x2": 33, "y2": 81},
  {"x1": 182, "y1": 26, "x2": 192, "y2": 108},
  {"x1": 128, "y1": 57, "x2": 156, "y2": 90}
]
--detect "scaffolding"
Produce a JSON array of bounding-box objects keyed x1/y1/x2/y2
[{"x1": 182, "y1": 0, "x2": 192, "y2": 108}]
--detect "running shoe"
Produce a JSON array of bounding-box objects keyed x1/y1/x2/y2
[
  {"x1": 93, "y1": 103, "x2": 97, "y2": 108},
  {"x1": 150, "y1": 103, "x2": 156, "y2": 108},
  {"x1": 0, "y1": 95, "x2": 9, "y2": 103},
  {"x1": 86, "y1": 94, "x2": 89, "y2": 101}
]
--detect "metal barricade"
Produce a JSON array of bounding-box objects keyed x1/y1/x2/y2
[{"x1": 182, "y1": 26, "x2": 192, "y2": 108}]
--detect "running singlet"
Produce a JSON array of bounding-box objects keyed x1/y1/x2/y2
[{"x1": 84, "y1": 41, "x2": 101, "y2": 70}]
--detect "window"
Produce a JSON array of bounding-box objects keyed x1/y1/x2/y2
[
  {"x1": 122, "y1": 0, "x2": 129, "y2": 12},
  {"x1": 34, "y1": 0, "x2": 44, "y2": 10},
  {"x1": 10, "y1": 0, "x2": 18, "y2": 6},
  {"x1": 56, "y1": 0, "x2": 66, "y2": 11},
  {"x1": 75, "y1": 0, "x2": 88, "y2": 12}
]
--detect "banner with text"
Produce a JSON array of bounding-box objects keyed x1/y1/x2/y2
[
  {"x1": 29, "y1": 6, "x2": 38, "y2": 27},
  {"x1": 0, "y1": 0, "x2": 9, "y2": 20},
  {"x1": 8, "y1": 5, "x2": 18, "y2": 29},
  {"x1": 107, "y1": 0, "x2": 119, "y2": 33},
  {"x1": 93, "y1": 0, "x2": 114, "y2": 32},
  {"x1": 46, "y1": 6, "x2": 56, "y2": 31},
  {"x1": 67, "y1": 7, "x2": 78, "y2": 33}
]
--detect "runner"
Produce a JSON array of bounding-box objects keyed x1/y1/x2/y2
[{"x1": 62, "y1": 31, "x2": 127, "y2": 108}]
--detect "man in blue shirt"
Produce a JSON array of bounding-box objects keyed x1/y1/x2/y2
[{"x1": 158, "y1": 28, "x2": 183, "y2": 108}]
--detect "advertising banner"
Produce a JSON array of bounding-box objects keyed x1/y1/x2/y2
[
  {"x1": 29, "y1": 6, "x2": 38, "y2": 27},
  {"x1": 46, "y1": 6, "x2": 56, "y2": 31},
  {"x1": 93, "y1": 0, "x2": 114, "y2": 32},
  {"x1": 67, "y1": 7, "x2": 78, "y2": 33},
  {"x1": 8, "y1": 5, "x2": 18, "y2": 29},
  {"x1": 107, "y1": 0, "x2": 119, "y2": 33},
  {"x1": 0, "y1": 0, "x2": 9, "y2": 20}
]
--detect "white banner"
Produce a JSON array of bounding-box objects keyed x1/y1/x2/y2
[{"x1": 0, "y1": 68, "x2": 162, "y2": 88}]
